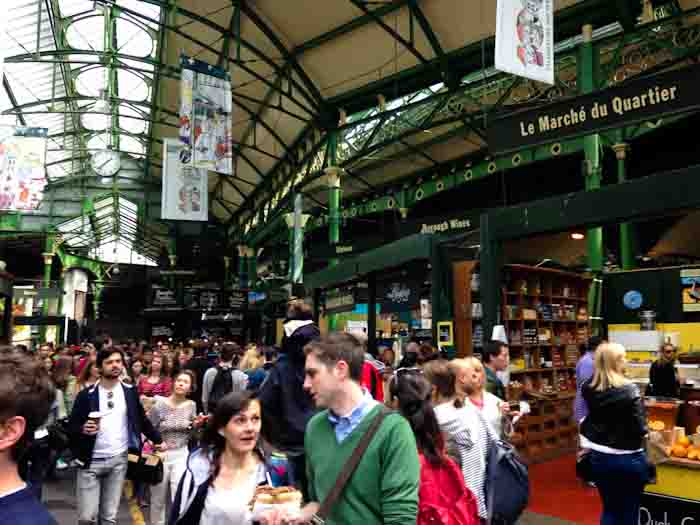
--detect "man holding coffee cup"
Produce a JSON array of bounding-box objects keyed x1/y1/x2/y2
[{"x1": 68, "y1": 347, "x2": 163, "y2": 525}]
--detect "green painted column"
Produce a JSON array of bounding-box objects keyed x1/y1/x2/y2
[
  {"x1": 612, "y1": 142, "x2": 637, "y2": 270},
  {"x1": 93, "y1": 283, "x2": 104, "y2": 321},
  {"x1": 326, "y1": 129, "x2": 342, "y2": 332},
  {"x1": 40, "y1": 235, "x2": 55, "y2": 342},
  {"x1": 284, "y1": 193, "x2": 310, "y2": 284},
  {"x1": 238, "y1": 245, "x2": 248, "y2": 289},
  {"x1": 248, "y1": 248, "x2": 257, "y2": 289},
  {"x1": 579, "y1": 24, "x2": 603, "y2": 274}
]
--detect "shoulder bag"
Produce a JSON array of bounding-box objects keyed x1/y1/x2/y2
[{"x1": 310, "y1": 407, "x2": 391, "y2": 525}]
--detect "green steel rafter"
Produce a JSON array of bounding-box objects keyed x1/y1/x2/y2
[
  {"x1": 348, "y1": 0, "x2": 428, "y2": 64},
  {"x1": 230, "y1": 141, "x2": 283, "y2": 161},
  {"x1": 108, "y1": 0, "x2": 319, "y2": 114},
  {"x1": 407, "y1": 0, "x2": 444, "y2": 61},
  {"x1": 237, "y1": 7, "x2": 700, "y2": 242},
  {"x1": 2, "y1": 77, "x2": 27, "y2": 126},
  {"x1": 237, "y1": 2, "x2": 324, "y2": 108},
  {"x1": 293, "y1": 0, "x2": 411, "y2": 55},
  {"x1": 231, "y1": 92, "x2": 296, "y2": 157},
  {"x1": 230, "y1": 91, "x2": 311, "y2": 123}
]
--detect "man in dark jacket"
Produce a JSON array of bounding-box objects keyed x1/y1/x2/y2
[
  {"x1": 259, "y1": 300, "x2": 319, "y2": 497},
  {"x1": 185, "y1": 342, "x2": 213, "y2": 413},
  {"x1": 69, "y1": 348, "x2": 162, "y2": 525}
]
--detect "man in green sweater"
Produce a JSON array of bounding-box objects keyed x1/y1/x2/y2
[{"x1": 293, "y1": 333, "x2": 419, "y2": 525}]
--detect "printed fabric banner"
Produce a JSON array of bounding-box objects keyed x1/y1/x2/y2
[
  {"x1": 0, "y1": 126, "x2": 48, "y2": 211},
  {"x1": 161, "y1": 138, "x2": 208, "y2": 221},
  {"x1": 495, "y1": 0, "x2": 554, "y2": 85},
  {"x1": 179, "y1": 56, "x2": 233, "y2": 174}
]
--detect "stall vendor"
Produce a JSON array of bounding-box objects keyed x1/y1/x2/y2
[{"x1": 646, "y1": 343, "x2": 680, "y2": 398}]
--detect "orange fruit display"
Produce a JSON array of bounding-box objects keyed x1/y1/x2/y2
[
  {"x1": 677, "y1": 436, "x2": 691, "y2": 448},
  {"x1": 672, "y1": 445, "x2": 688, "y2": 458}
]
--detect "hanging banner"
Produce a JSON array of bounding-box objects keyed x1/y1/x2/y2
[
  {"x1": 487, "y1": 63, "x2": 700, "y2": 155},
  {"x1": 179, "y1": 56, "x2": 233, "y2": 174},
  {"x1": 0, "y1": 126, "x2": 48, "y2": 211},
  {"x1": 161, "y1": 138, "x2": 208, "y2": 221},
  {"x1": 495, "y1": 0, "x2": 554, "y2": 85}
]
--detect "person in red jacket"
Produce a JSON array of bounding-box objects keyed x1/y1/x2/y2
[{"x1": 390, "y1": 369, "x2": 480, "y2": 525}]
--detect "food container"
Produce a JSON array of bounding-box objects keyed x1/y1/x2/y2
[{"x1": 645, "y1": 397, "x2": 684, "y2": 432}]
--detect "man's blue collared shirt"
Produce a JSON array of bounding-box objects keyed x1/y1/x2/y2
[{"x1": 327, "y1": 390, "x2": 378, "y2": 444}]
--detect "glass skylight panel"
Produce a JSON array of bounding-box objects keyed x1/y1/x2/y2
[
  {"x1": 75, "y1": 66, "x2": 108, "y2": 97},
  {"x1": 57, "y1": 0, "x2": 95, "y2": 18},
  {"x1": 118, "y1": 105, "x2": 147, "y2": 134},
  {"x1": 116, "y1": 69, "x2": 149, "y2": 101},
  {"x1": 65, "y1": 16, "x2": 105, "y2": 52},
  {"x1": 119, "y1": 135, "x2": 145, "y2": 156},
  {"x1": 116, "y1": 0, "x2": 161, "y2": 28},
  {"x1": 82, "y1": 110, "x2": 111, "y2": 131},
  {"x1": 86, "y1": 133, "x2": 112, "y2": 152},
  {"x1": 115, "y1": 17, "x2": 154, "y2": 57}
]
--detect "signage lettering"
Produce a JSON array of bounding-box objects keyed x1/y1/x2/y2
[
  {"x1": 638, "y1": 494, "x2": 699, "y2": 525},
  {"x1": 419, "y1": 218, "x2": 471, "y2": 235},
  {"x1": 386, "y1": 283, "x2": 411, "y2": 304},
  {"x1": 488, "y1": 64, "x2": 700, "y2": 155}
]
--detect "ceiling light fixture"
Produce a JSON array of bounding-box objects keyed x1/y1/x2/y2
[{"x1": 571, "y1": 232, "x2": 585, "y2": 240}]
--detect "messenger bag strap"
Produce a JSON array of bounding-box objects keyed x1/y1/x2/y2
[{"x1": 312, "y1": 407, "x2": 390, "y2": 524}]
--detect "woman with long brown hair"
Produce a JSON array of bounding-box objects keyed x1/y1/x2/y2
[
  {"x1": 423, "y1": 359, "x2": 496, "y2": 522},
  {"x1": 76, "y1": 361, "x2": 100, "y2": 393},
  {"x1": 139, "y1": 352, "x2": 173, "y2": 397},
  {"x1": 169, "y1": 391, "x2": 291, "y2": 525},
  {"x1": 52, "y1": 355, "x2": 78, "y2": 415}
]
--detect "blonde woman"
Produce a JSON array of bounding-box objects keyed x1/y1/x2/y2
[
  {"x1": 581, "y1": 343, "x2": 649, "y2": 525},
  {"x1": 454, "y1": 357, "x2": 512, "y2": 438}
]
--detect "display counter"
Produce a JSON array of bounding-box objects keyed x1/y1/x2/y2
[{"x1": 642, "y1": 459, "x2": 700, "y2": 524}]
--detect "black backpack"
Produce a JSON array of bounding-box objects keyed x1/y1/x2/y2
[{"x1": 208, "y1": 366, "x2": 233, "y2": 412}]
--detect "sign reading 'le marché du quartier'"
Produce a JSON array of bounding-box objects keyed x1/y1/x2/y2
[{"x1": 487, "y1": 63, "x2": 700, "y2": 155}]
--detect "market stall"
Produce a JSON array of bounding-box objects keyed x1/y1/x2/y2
[{"x1": 0, "y1": 270, "x2": 13, "y2": 344}]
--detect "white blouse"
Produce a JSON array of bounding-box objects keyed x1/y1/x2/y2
[{"x1": 200, "y1": 463, "x2": 267, "y2": 525}]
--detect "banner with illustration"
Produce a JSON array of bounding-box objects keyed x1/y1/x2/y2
[
  {"x1": 161, "y1": 138, "x2": 208, "y2": 221},
  {"x1": 495, "y1": 0, "x2": 554, "y2": 85},
  {"x1": 0, "y1": 126, "x2": 48, "y2": 211},
  {"x1": 378, "y1": 280, "x2": 420, "y2": 313},
  {"x1": 179, "y1": 56, "x2": 232, "y2": 174}
]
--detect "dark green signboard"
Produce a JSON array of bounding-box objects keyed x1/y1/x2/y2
[{"x1": 487, "y1": 64, "x2": 700, "y2": 155}]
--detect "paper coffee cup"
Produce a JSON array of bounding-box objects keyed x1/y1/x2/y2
[{"x1": 88, "y1": 411, "x2": 104, "y2": 424}]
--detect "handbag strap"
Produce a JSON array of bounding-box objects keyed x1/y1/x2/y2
[{"x1": 314, "y1": 407, "x2": 390, "y2": 523}]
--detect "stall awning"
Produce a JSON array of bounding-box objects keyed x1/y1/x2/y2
[{"x1": 304, "y1": 234, "x2": 435, "y2": 291}]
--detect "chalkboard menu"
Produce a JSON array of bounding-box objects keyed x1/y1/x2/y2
[{"x1": 378, "y1": 280, "x2": 420, "y2": 312}]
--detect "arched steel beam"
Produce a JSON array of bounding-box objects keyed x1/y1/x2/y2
[
  {"x1": 237, "y1": 2, "x2": 324, "y2": 106},
  {"x1": 117, "y1": 1, "x2": 321, "y2": 113},
  {"x1": 232, "y1": 99, "x2": 293, "y2": 157}
]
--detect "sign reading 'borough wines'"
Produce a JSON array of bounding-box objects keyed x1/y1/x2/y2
[{"x1": 487, "y1": 64, "x2": 700, "y2": 155}]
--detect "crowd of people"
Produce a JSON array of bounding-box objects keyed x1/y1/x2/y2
[{"x1": 0, "y1": 300, "x2": 655, "y2": 525}]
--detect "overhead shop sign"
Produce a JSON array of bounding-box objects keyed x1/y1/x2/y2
[
  {"x1": 487, "y1": 63, "x2": 700, "y2": 155},
  {"x1": 324, "y1": 289, "x2": 357, "y2": 315},
  {"x1": 400, "y1": 211, "x2": 480, "y2": 237}
]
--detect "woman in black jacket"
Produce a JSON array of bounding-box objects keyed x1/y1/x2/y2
[{"x1": 581, "y1": 342, "x2": 649, "y2": 525}]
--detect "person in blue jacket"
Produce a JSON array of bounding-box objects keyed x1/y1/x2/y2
[{"x1": 0, "y1": 346, "x2": 57, "y2": 525}]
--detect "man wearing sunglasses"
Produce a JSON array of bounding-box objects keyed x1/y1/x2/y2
[{"x1": 68, "y1": 347, "x2": 163, "y2": 525}]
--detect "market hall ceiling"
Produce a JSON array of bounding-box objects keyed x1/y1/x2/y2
[{"x1": 2, "y1": 0, "x2": 700, "y2": 240}]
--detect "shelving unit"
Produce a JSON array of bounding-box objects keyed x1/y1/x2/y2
[
  {"x1": 452, "y1": 261, "x2": 481, "y2": 358},
  {"x1": 502, "y1": 264, "x2": 591, "y2": 463}
]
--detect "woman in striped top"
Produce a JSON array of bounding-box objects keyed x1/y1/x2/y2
[
  {"x1": 423, "y1": 359, "x2": 496, "y2": 522},
  {"x1": 148, "y1": 370, "x2": 205, "y2": 525}
]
